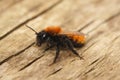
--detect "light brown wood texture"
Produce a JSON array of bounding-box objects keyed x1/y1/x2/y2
[{"x1": 0, "y1": 0, "x2": 120, "y2": 80}]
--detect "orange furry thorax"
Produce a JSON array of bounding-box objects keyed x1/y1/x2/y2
[{"x1": 44, "y1": 26, "x2": 62, "y2": 34}]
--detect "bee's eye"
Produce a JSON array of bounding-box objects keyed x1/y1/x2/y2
[{"x1": 42, "y1": 34, "x2": 46, "y2": 38}]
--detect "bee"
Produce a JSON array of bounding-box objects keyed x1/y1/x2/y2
[{"x1": 26, "y1": 25, "x2": 86, "y2": 63}]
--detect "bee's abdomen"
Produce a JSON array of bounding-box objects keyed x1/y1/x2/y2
[
  {"x1": 67, "y1": 34, "x2": 86, "y2": 44},
  {"x1": 70, "y1": 39, "x2": 85, "y2": 48}
]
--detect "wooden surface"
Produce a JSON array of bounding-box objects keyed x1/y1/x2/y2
[{"x1": 0, "y1": 0, "x2": 120, "y2": 80}]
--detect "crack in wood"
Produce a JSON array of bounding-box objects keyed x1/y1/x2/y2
[
  {"x1": 103, "y1": 11, "x2": 120, "y2": 23},
  {"x1": 19, "y1": 55, "x2": 44, "y2": 71},
  {"x1": 107, "y1": 35, "x2": 120, "y2": 51},
  {"x1": 92, "y1": 55, "x2": 107, "y2": 67},
  {"x1": 84, "y1": 67, "x2": 95, "y2": 75},
  {"x1": 111, "y1": 35, "x2": 120, "y2": 43},
  {"x1": 93, "y1": 72, "x2": 103, "y2": 78},
  {"x1": 88, "y1": 57, "x2": 101, "y2": 66},
  {"x1": 76, "y1": 66, "x2": 99, "y2": 79},
  {"x1": 0, "y1": 42, "x2": 35, "y2": 65},
  {"x1": 0, "y1": 0, "x2": 63, "y2": 40},
  {"x1": 78, "y1": 20, "x2": 95, "y2": 32},
  {"x1": 70, "y1": 59, "x2": 76, "y2": 63},
  {"x1": 47, "y1": 68, "x2": 62, "y2": 77}
]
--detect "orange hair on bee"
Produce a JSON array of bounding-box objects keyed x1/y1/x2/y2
[
  {"x1": 44, "y1": 26, "x2": 62, "y2": 34},
  {"x1": 66, "y1": 33, "x2": 86, "y2": 44},
  {"x1": 73, "y1": 35, "x2": 85, "y2": 44}
]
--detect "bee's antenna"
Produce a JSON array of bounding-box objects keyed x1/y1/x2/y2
[{"x1": 25, "y1": 24, "x2": 38, "y2": 34}]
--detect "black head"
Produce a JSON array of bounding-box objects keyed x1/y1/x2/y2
[
  {"x1": 36, "y1": 31, "x2": 49, "y2": 46},
  {"x1": 25, "y1": 25, "x2": 49, "y2": 46}
]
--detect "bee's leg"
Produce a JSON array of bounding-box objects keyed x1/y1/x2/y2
[
  {"x1": 53, "y1": 45, "x2": 60, "y2": 63},
  {"x1": 65, "y1": 38, "x2": 84, "y2": 60},
  {"x1": 43, "y1": 38, "x2": 55, "y2": 53}
]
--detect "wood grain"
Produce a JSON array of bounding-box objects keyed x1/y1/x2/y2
[{"x1": 0, "y1": 0, "x2": 120, "y2": 80}]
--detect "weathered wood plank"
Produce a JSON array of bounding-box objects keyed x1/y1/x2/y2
[
  {"x1": 0, "y1": 0, "x2": 61, "y2": 39},
  {"x1": 0, "y1": 0, "x2": 120, "y2": 80},
  {"x1": 0, "y1": 0, "x2": 62, "y2": 62}
]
